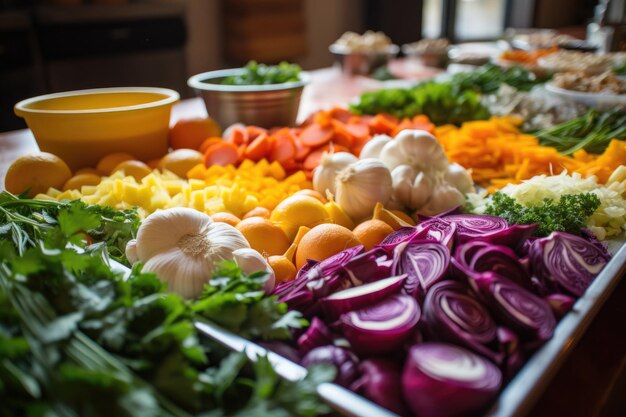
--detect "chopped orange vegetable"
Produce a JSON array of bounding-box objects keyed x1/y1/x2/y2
[{"x1": 203, "y1": 142, "x2": 239, "y2": 167}]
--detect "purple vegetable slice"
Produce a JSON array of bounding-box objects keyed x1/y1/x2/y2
[
  {"x1": 351, "y1": 358, "x2": 409, "y2": 416},
  {"x1": 413, "y1": 218, "x2": 458, "y2": 250},
  {"x1": 530, "y1": 231, "x2": 610, "y2": 296},
  {"x1": 424, "y1": 280, "x2": 501, "y2": 363},
  {"x1": 442, "y1": 214, "x2": 508, "y2": 240},
  {"x1": 377, "y1": 227, "x2": 419, "y2": 252},
  {"x1": 468, "y1": 244, "x2": 530, "y2": 289},
  {"x1": 301, "y1": 345, "x2": 359, "y2": 387},
  {"x1": 321, "y1": 274, "x2": 407, "y2": 319},
  {"x1": 402, "y1": 342, "x2": 502, "y2": 417},
  {"x1": 392, "y1": 240, "x2": 450, "y2": 297},
  {"x1": 340, "y1": 293, "x2": 420, "y2": 355},
  {"x1": 545, "y1": 293, "x2": 576, "y2": 318},
  {"x1": 297, "y1": 317, "x2": 334, "y2": 355},
  {"x1": 342, "y1": 248, "x2": 393, "y2": 284},
  {"x1": 470, "y1": 272, "x2": 556, "y2": 342}
]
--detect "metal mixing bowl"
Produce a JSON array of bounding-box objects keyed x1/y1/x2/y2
[
  {"x1": 187, "y1": 69, "x2": 310, "y2": 129},
  {"x1": 329, "y1": 43, "x2": 399, "y2": 76}
]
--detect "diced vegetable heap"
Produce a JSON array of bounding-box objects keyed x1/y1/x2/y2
[
  {"x1": 274, "y1": 213, "x2": 611, "y2": 417},
  {"x1": 435, "y1": 117, "x2": 626, "y2": 191},
  {"x1": 39, "y1": 159, "x2": 310, "y2": 218}
]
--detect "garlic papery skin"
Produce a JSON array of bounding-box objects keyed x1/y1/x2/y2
[
  {"x1": 125, "y1": 239, "x2": 138, "y2": 264},
  {"x1": 359, "y1": 134, "x2": 392, "y2": 159},
  {"x1": 313, "y1": 152, "x2": 359, "y2": 196},
  {"x1": 132, "y1": 207, "x2": 250, "y2": 298},
  {"x1": 445, "y1": 162, "x2": 475, "y2": 194},
  {"x1": 417, "y1": 182, "x2": 465, "y2": 216},
  {"x1": 232, "y1": 248, "x2": 275, "y2": 293},
  {"x1": 391, "y1": 165, "x2": 433, "y2": 210},
  {"x1": 379, "y1": 130, "x2": 449, "y2": 173},
  {"x1": 335, "y1": 158, "x2": 393, "y2": 221}
]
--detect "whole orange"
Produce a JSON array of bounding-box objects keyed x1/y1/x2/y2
[
  {"x1": 353, "y1": 219, "x2": 394, "y2": 251},
  {"x1": 5, "y1": 152, "x2": 71, "y2": 197},
  {"x1": 169, "y1": 117, "x2": 222, "y2": 150},
  {"x1": 295, "y1": 223, "x2": 361, "y2": 269},
  {"x1": 236, "y1": 217, "x2": 290, "y2": 256}
]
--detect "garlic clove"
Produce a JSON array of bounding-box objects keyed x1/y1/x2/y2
[
  {"x1": 313, "y1": 152, "x2": 358, "y2": 196},
  {"x1": 417, "y1": 183, "x2": 465, "y2": 216},
  {"x1": 232, "y1": 248, "x2": 276, "y2": 293},
  {"x1": 381, "y1": 130, "x2": 449, "y2": 174},
  {"x1": 391, "y1": 165, "x2": 417, "y2": 208},
  {"x1": 359, "y1": 134, "x2": 392, "y2": 160},
  {"x1": 125, "y1": 238, "x2": 138, "y2": 265},
  {"x1": 335, "y1": 158, "x2": 393, "y2": 221},
  {"x1": 410, "y1": 172, "x2": 433, "y2": 209},
  {"x1": 445, "y1": 162, "x2": 475, "y2": 194},
  {"x1": 143, "y1": 247, "x2": 204, "y2": 299}
]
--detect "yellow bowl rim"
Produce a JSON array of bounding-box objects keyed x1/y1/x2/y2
[{"x1": 14, "y1": 87, "x2": 180, "y2": 116}]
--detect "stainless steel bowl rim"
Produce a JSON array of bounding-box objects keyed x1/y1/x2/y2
[
  {"x1": 14, "y1": 87, "x2": 180, "y2": 115},
  {"x1": 328, "y1": 43, "x2": 400, "y2": 55},
  {"x1": 187, "y1": 68, "x2": 311, "y2": 93},
  {"x1": 545, "y1": 82, "x2": 626, "y2": 99}
]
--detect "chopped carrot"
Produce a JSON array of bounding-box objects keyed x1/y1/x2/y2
[
  {"x1": 203, "y1": 142, "x2": 239, "y2": 167},
  {"x1": 245, "y1": 133, "x2": 271, "y2": 161},
  {"x1": 370, "y1": 113, "x2": 399, "y2": 135},
  {"x1": 293, "y1": 137, "x2": 312, "y2": 161},
  {"x1": 313, "y1": 110, "x2": 333, "y2": 127},
  {"x1": 345, "y1": 123, "x2": 369, "y2": 140},
  {"x1": 330, "y1": 107, "x2": 353, "y2": 123},
  {"x1": 270, "y1": 132, "x2": 296, "y2": 162},
  {"x1": 246, "y1": 125, "x2": 267, "y2": 142},
  {"x1": 199, "y1": 137, "x2": 224, "y2": 153},
  {"x1": 300, "y1": 124, "x2": 334, "y2": 147},
  {"x1": 225, "y1": 125, "x2": 248, "y2": 146}
]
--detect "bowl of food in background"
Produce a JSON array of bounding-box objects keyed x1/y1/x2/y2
[
  {"x1": 537, "y1": 50, "x2": 615, "y2": 75},
  {"x1": 402, "y1": 38, "x2": 450, "y2": 69},
  {"x1": 329, "y1": 31, "x2": 399, "y2": 76},
  {"x1": 13, "y1": 87, "x2": 179, "y2": 171},
  {"x1": 496, "y1": 46, "x2": 557, "y2": 76},
  {"x1": 545, "y1": 71, "x2": 626, "y2": 109},
  {"x1": 188, "y1": 61, "x2": 310, "y2": 129}
]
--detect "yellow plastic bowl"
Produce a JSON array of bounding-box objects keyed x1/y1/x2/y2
[{"x1": 14, "y1": 87, "x2": 180, "y2": 170}]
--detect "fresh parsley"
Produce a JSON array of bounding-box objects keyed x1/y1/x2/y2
[
  {"x1": 221, "y1": 61, "x2": 302, "y2": 85},
  {"x1": 484, "y1": 192, "x2": 601, "y2": 236}
]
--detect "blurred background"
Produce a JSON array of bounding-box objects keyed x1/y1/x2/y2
[{"x1": 0, "y1": 0, "x2": 621, "y2": 131}]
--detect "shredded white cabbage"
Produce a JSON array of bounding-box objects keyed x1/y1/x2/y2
[{"x1": 469, "y1": 170, "x2": 626, "y2": 240}]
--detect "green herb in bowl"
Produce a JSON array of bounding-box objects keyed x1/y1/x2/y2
[{"x1": 221, "y1": 61, "x2": 302, "y2": 85}]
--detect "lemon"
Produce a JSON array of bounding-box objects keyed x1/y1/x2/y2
[
  {"x1": 158, "y1": 149, "x2": 204, "y2": 178},
  {"x1": 5, "y1": 152, "x2": 71, "y2": 197},
  {"x1": 270, "y1": 195, "x2": 330, "y2": 241},
  {"x1": 112, "y1": 160, "x2": 152, "y2": 181},
  {"x1": 63, "y1": 173, "x2": 102, "y2": 191},
  {"x1": 96, "y1": 152, "x2": 136, "y2": 175}
]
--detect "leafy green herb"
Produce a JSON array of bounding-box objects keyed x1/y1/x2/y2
[
  {"x1": 615, "y1": 61, "x2": 626, "y2": 76},
  {"x1": 483, "y1": 192, "x2": 601, "y2": 236},
  {"x1": 0, "y1": 196, "x2": 331, "y2": 417},
  {"x1": 449, "y1": 63, "x2": 549, "y2": 94},
  {"x1": 350, "y1": 81, "x2": 490, "y2": 125},
  {"x1": 535, "y1": 109, "x2": 626, "y2": 155},
  {"x1": 193, "y1": 261, "x2": 306, "y2": 340},
  {"x1": 221, "y1": 61, "x2": 302, "y2": 85}
]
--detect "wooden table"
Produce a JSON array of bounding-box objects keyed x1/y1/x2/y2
[{"x1": 1, "y1": 64, "x2": 624, "y2": 417}]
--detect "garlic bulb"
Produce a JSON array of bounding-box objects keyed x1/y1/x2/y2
[
  {"x1": 417, "y1": 182, "x2": 465, "y2": 216},
  {"x1": 379, "y1": 130, "x2": 449, "y2": 173},
  {"x1": 130, "y1": 207, "x2": 250, "y2": 298},
  {"x1": 391, "y1": 165, "x2": 433, "y2": 210},
  {"x1": 125, "y1": 239, "x2": 138, "y2": 264},
  {"x1": 313, "y1": 152, "x2": 358, "y2": 196},
  {"x1": 445, "y1": 162, "x2": 475, "y2": 194},
  {"x1": 335, "y1": 158, "x2": 392, "y2": 221},
  {"x1": 232, "y1": 248, "x2": 275, "y2": 293},
  {"x1": 359, "y1": 134, "x2": 392, "y2": 159}
]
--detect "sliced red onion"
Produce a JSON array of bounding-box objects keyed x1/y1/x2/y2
[
  {"x1": 392, "y1": 240, "x2": 450, "y2": 298},
  {"x1": 545, "y1": 293, "x2": 576, "y2": 318},
  {"x1": 424, "y1": 280, "x2": 501, "y2": 363},
  {"x1": 297, "y1": 317, "x2": 334, "y2": 355},
  {"x1": 350, "y1": 358, "x2": 409, "y2": 416},
  {"x1": 442, "y1": 214, "x2": 508, "y2": 244},
  {"x1": 341, "y1": 294, "x2": 420, "y2": 355},
  {"x1": 342, "y1": 248, "x2": 393, "y2": 284},
  {"x1": 413, "y1": 218, "x2": 458, "y2": 250},
  {"x1": 321, "y1": 275, "x2": 407, "y2": 319},
  {"x1": 530, "y1": 231, "x2": 610, "y2": 297},
  {"x1": 468, "y1": 245, "x2": 530, "y2": 289},
  {"x1": 470, "y1": 272, "x2": 556, "y2": 342},
  {"x1": 377, "y1": 227, "x2": 419, "y2": 252},
  {"x1": 402, "y1": 342, "x2": 502, "y2": 417},
  {"x1": 301, "y1": 345, "x2": 360, "y2": 387},
  {"x1": 496, "y1": 327, "x2": 524, "y2": 379},
  {"x1": 474, "y1": 224, "x2": 537, "y2": 252}
]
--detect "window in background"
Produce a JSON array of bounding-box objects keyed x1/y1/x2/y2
[
  {"x1": 455, "y1": 0, "x2": 506, "y2": 40},
  {"x1": 422, "y1": 0, "x2": 443, "y2": 38}
]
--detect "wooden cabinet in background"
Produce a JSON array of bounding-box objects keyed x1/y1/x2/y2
[{"x1": 222, "y1": 0, "x2": 307, "y2": 64}]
